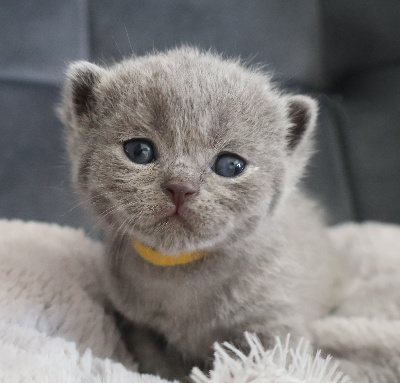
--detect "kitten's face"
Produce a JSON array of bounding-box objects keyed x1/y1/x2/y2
[{"x1": 60, "y1": 49, "x2": 316, "y2": 254}]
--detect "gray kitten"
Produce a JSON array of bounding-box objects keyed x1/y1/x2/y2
[{"x1": 59, "y1": 48, "x2": 346, "y2": 380}]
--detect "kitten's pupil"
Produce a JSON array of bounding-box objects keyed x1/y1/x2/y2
[
  {"x1": 124, "y1": 139, "x2": 155, "y2": 164},
  {"x1": 213, "y1": 153, "x2": 246, "y2": 177}
]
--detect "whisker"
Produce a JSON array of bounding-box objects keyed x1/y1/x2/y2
[
  {"x1": 124, "y1": 25, "x2": 134, "y2": 55},
  {"x1": 112, "y1": 35, "x2": 123, "y2": 57}
]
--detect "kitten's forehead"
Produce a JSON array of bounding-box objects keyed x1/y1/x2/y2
[{"x1": 101, "y1": 49, "x2": 286, "y2": 158}]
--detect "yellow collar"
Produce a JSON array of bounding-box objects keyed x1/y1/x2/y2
[{"x1": 131, "y1": 238, "x2": 207, "y2": 266}]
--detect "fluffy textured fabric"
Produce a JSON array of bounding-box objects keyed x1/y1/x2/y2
[{"x1": 1, "y1": 219, "x2": 400, "y2": 382}]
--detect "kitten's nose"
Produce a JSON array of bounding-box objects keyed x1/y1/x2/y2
[{"x1": 162, "y1": 178, "x2": 198, "y2": 207}]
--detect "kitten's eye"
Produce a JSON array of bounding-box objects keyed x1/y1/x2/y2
[
  {"x1": 123, "y1": 139, "x2": 155, "y2": 164},
  {"x1": 212, "y1": 153, "x2": 246, "y2": 177}
]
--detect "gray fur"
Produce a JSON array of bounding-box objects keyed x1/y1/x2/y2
[{"x1": 59, "y1": 48, "x2": 348, "y2": 380}]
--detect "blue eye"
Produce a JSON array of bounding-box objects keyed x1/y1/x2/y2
[
  {"x1": 123, "y1": 139, "x2": 155, "y2": 164},
  {"x1": 213, "y1": 153, "x2": 246, "y2": 177}
]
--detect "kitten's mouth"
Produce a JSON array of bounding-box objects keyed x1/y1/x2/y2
[
  {"x1": 164, "y1": 211, "x2": 190, "y2": 225},
  {"x1": 162, "y1": 203, "x2": 191, "y2": 220},
  {"x1": 159, "y1": 205, "x2": 194, "y2": 229},
  {"x1": 166, "y1": 212, "x2": 180, "y2": 220}
]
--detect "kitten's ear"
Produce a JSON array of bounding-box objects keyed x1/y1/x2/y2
[
  {"x1": 285, "y1": 95, "x2": 318, "y2": 153},
  {"x1": 60, "y1": 61, "x2": 106, "y2": 123}
]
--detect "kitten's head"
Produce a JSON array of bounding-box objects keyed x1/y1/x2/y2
[{"x1": 59, "y1": 48, "x2": 317, "y2": 254}]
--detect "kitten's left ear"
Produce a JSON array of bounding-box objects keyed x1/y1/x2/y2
[{"x1": 285, "y1": 95, "x2": 318, "y2": 153}]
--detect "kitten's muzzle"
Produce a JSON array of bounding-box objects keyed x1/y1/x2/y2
[{"x1": 161, "y1": 178, "x2": 198, "y2": 208}]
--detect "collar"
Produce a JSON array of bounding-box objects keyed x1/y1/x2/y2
[{"x1": 131, "y1": 238, "x2": 207, "y2": 266}]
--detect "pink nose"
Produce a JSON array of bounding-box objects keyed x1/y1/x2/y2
[{"x1": 162, "y1": 178, "x2": 198, "y2": 207}]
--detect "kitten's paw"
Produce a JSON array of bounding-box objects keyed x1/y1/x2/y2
[{"x1": 115, "y1": 313, "x2": 192, "y2": 381}]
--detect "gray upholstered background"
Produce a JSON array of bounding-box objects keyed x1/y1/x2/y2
[{"x1": 1, "y1": 1, "x2": 400, "y2": 236}]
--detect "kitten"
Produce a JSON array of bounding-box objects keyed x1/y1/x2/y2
[{"x1": 59, "y1": 48, "x2": 346, "y2": 380}]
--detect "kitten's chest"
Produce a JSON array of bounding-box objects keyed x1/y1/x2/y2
[
  {"x1": 129, "y1": 264, "x2": 220, "y2": 324},
  {"x1": 107, "y1": 245, "x2": 297, "y2": 358},
  {"x1": 124, "y1": 264, "x2": 235, "y2": 356}
]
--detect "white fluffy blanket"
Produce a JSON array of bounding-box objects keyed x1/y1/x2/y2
[{"x1": 1, "y1": 219, "x2": 400, "y2": 383}]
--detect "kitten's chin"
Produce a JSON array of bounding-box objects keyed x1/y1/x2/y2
[
  {"x1": 127, "y1": 217, "x2": 231, "y2": 255},
  {"x1": 114, "y1": 202, "x2": 238, "y2": 254}
]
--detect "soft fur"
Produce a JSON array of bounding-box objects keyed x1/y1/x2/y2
[
  {"x1": 58, "y1": 48, "x2": 398, "y2": 381},
  {"x1": 0, "y1": 219, "x2": 347, "y2": 383},
  {"x1": 1, "y1": 219, "x2": 400, "y2": 382}
]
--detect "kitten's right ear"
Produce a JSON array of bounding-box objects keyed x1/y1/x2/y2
[{"x1": 61, "y1": 61, "x2": 106, "y2": 121}]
